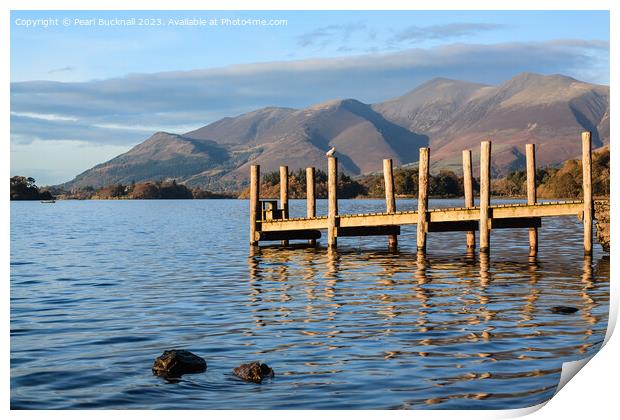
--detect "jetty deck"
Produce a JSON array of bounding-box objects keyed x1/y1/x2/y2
[{"x1": 249, "y1": 132, "x2": 597, "y2": 256}]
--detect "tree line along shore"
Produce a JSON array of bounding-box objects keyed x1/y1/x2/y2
[{"x1": 11, "y1": 147, "x2": 609, "y2": 201}]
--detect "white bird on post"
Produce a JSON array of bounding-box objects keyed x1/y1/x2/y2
[{"x1": 326, "y1": 146, "x2": 336, "y2": 157}]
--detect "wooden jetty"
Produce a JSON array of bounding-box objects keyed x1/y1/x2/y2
[{"x1": 249, "y1": 132, "x2": 598, "y2": 256}]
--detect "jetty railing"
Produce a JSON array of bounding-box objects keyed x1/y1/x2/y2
[{"x1": 249, "y1": 132, "x2": 596, "y2": 256}]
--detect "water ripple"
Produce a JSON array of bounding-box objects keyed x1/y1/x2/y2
[{"x1": 10, "y1": 199, "x2": 609, "y2": 409}]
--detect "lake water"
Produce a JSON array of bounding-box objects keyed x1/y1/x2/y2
[{"x1": 10, "y1": 199, "x2": 609, "y2": 409}]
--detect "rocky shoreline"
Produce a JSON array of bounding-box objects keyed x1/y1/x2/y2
[{"x1": 594, "y1": 200, "x2": 610, "y2": 252}]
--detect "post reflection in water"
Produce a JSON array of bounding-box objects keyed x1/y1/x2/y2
[
  {"x1": 247, "y1": 245, "x2": 266, "y2": 329},
  {"x1": 244, "y1": 242, "x2": 609, "y2": 409},
  {"x1": 578, "y1": 255, "x2": 597, "y2": 353},
  {"x1": 479, "y1": 252, "x2": 490, "y2": 288},
  {"x1": 301, "y1": 246, "x2": 319, "y2": 305},
  {"x1": 320, "y1": 248, "x2": 342, "y2": 327},
  {"x1": 519, "y1": 257, "x2": 540, "y2": 325},
  {"x1": 324, "y1": 248, "x2": 339, "y2": 306},
  {"x1": 413, "y1": 251, "x2": 432, "y2": 342}
]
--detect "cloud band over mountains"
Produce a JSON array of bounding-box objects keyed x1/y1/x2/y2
[{"x1": 11, "y1": 39, "x2": 609, "y2": 147}]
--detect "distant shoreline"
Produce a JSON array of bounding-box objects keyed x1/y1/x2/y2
[{"x1": 11, "y1": 194, "x2": 610, "y2": 202}]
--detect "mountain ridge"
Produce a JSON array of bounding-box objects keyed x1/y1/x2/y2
[{"x1": 61, "y1": 72, "x2": 610, "y2": 191}]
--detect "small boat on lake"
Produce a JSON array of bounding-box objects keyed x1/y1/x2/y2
[{"x1": 40, "y1": 200, "x2": 56, "y2": 203}]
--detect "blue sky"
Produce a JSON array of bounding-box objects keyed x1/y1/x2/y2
[{"x1": 10, "y1": 10, "x2": 610, "y2": 185}]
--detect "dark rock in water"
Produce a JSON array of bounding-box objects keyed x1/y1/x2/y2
[
  {"x1": 233, "y1": 361, "x2": 274, "y2": 383},
  {"x1": 152, "y1": 349, "x2": 207, "y2": 378},
  {"x1": 550, "y1": 306, "x2": 579, "y2": 314}
]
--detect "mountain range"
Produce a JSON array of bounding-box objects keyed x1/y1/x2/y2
[{"x1": 62, "y1": 72, "x2": 610, "y2": 190}]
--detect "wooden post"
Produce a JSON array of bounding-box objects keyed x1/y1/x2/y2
[
  {"x1": 280, "y1": 165, "x2": 289, "y2": 246},
  {"x1": 462, "y1": 150, "x2": 475, "y2": 250},
  {"x1": 417, "y1": 148, "x2": 430, "y2": 251},
  {"x1": 582, "y1": 132, "x2": 593, "y2": 255},
  {"x1": 479, "y1": 141, "x2": 491, "y2": 253},
  {"x1": 249, "y1": 164, "x2": 260, "y2": 246},
  {"x1": 526, "y1": 144, "x2": 538, "y2": 256},
  {"x1": 383, "y1": 158, "x2": 397, "y2": 250},
  {"x1": 306, "y1": 167, "x2": 316, "y2": 246},
  {"x1": 328, "y1": 156, "x2": 338, "y2": 248}
]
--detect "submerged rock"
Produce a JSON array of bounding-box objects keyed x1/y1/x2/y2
[
  {"x1": 550, "y1": 306, "x2": 579, "y2": 314},
  {"x1": 233, "y1": 361, "x2": 274, "y2": 383},
  {"x1": 152, "y1": 349, "x2": 207, "y2": 378}
]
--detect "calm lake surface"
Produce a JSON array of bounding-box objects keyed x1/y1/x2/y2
[{"x1": 10, "y1": 199, "x2": 609, "y2": 409}]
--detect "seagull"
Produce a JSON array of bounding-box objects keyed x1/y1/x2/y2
[{"x1": 326, "y1": 146, "x2": 336, "y2": 157}]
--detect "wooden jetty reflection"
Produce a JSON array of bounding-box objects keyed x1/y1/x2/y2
[
  {"x1": 250, "y1": 132, "x2": 601, "y2": 256},
  {"x1": 247, "y1": 246, "x2": 606, "y2": 366}
]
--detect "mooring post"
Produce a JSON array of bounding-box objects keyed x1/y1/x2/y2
[
  {"x1": 479, "y1": 141, "x2": 491, "y2": 253},
  {"x1": 582, "y1": 131, "x2": 593, "y2": 255},
  {"x1": 526, "y1": 144, "x2": 538, "y2": 256},
  {"x1": 249, "y1": 164, "x2": 260, "y2": 246},
  {"x1": 328, "y1": 156, "x2": 338, "y2": 248},
  {"x1": 417, "y1": 148, "x2": 430, "y2": 251},
  {"x1": 383, "y1": 158, "x2": 397, "y2": 250},
  {"x1": 306, "y1": 167, "x2": 316, "y2": 246},
  {"x1": 280, "y1": 165, "x2": 289, "y2": 246},
  {"x1": 462, "y1": 150, "x2": 475, "y2": 250}
]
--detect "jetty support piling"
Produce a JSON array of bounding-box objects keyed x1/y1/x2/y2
[
  {"x1": 417, "y1": 148, "x2": 430, "y2": 251},
  {"x1": 249, "y1": 164, "x2": 260, "y2": 246},
  {"x1": 327, "y1": 156, "x2": 338, "y2": 248},
  {"x1": 526, "y1": 144, "x2": 538, "y2": 256},
  {"x1": 582, "y1": 131, "x2": 593, "y2": 255},
  {"x1": 479, "y1": 141, "x2": 492, "y2": 253},
  {"x1": 306, "y1": 167, "x2": 317, "y2": 246},
  {"x1": 383, "y1": 159, "x2": 398, "y2": 250},
  {"x1": 280, "y1": 165, "x2": 289, "y2": 246},
  {"x1": 462, "y1": 150, "x2": 475, "y2": 250}
]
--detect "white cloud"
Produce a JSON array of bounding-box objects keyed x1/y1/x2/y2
[
  {"x1": 10, "y1": 111, "x2": 78, "y2": 122},
  {"x1": 296, "y1": 21, "x2": 369, "y2": 48},
  {"x1": 391, "y1": 22, "x2": 506, "y2": 43}
]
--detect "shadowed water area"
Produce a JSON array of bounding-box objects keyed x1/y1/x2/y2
[{"x1": 10, "y1": 199, "x2": 609, "y2": 409}]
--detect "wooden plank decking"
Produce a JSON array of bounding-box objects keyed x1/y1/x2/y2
[{"x1": 259, "y1": 201, "x2": 583, "y2": 232}]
